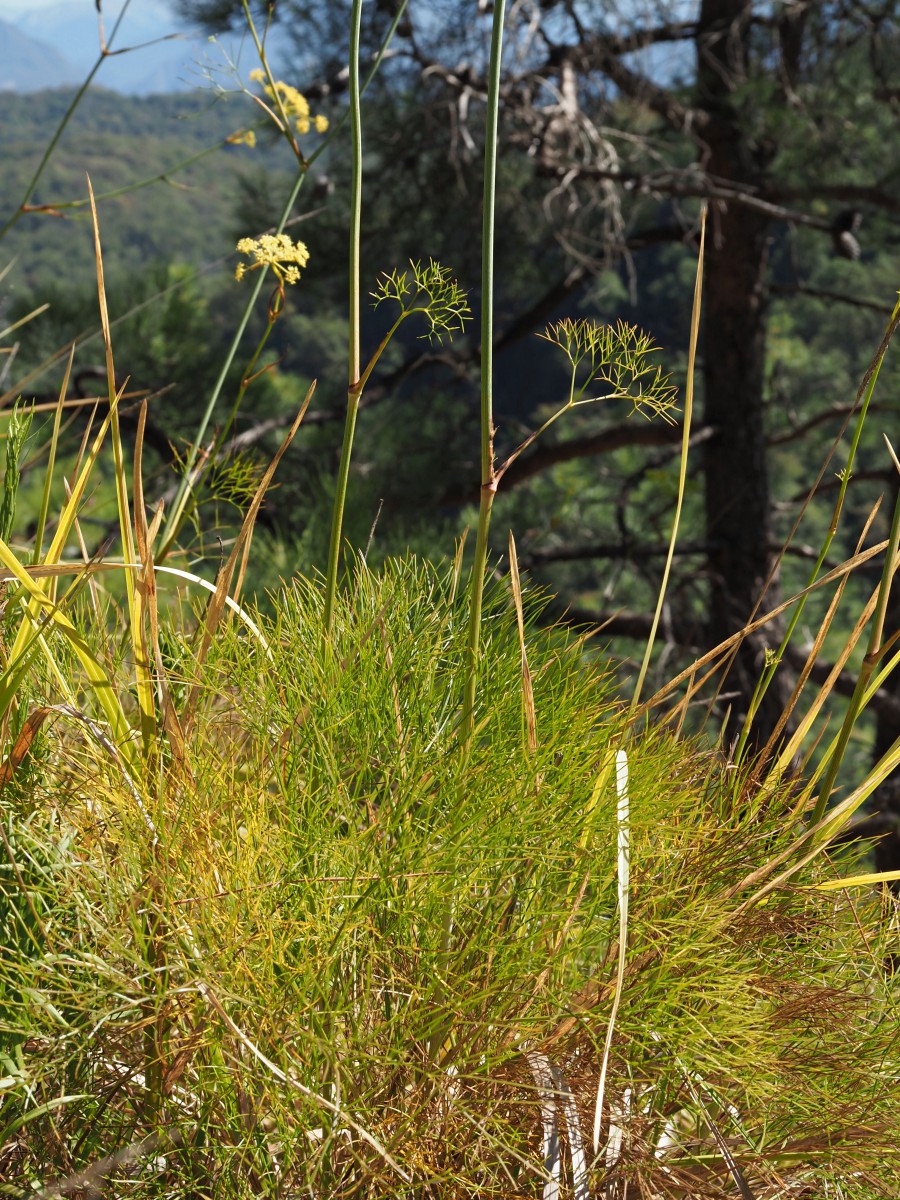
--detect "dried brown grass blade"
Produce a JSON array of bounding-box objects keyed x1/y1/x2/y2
[
  {"x1": 0, "y1": 707, "x2": 56, "y2": 793},
  {"x1": 758, "y1": 498, "x2": 883, "y2": 768},
  {"x1": 508, "y1": 531, "x2": 536, "y2": 753},
  {"x1": 644, "y1": 538, "x2": 889, "y2": 715}
]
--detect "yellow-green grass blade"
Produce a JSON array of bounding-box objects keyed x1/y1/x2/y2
[
  {"x1": 3, "y1": 390, "x2": 119, "y2": 681},
  {"x1": 87, "y1": 176, "x2": 155, "y2": 757},
  {"x1": 31, "y1": 345, "x2": 72, "y2": 565},
  {"x1": 810, "y1": 871, "x2": 900, "y2": 890},
  {"x1": 0, "y1": 537, "x2": 139, "y2": 776},
  {"x1": 631, "y1": 207, "x2": 705, "y2": 714}
]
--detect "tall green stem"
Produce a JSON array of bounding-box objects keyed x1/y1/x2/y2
[
  {"x1": 156, "y1": 171, "x2": 304, "y2": 560},
  {"x1": 461, "y1": 0, "x2": 506, "y2": 744},
  {"x1": 323, "y1": 0, "x2": 364, "y2": 635}
]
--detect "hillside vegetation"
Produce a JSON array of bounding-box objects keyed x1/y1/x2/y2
[
  {"x1": 0, "y1": 2, "x2": 899, "y2": 1197},
  {"x1": 0, "y1": 88, "x2": 294, "y2": 290}
]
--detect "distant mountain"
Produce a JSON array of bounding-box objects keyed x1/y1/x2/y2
[
  {"x1": 4, "y1": 2, "x2": 293, "y2": 95},
  {"x1": 0, "y1": 17, "x2": 80, "y2": 91}
]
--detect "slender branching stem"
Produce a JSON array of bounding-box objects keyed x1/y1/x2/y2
[
  {"x1": 157, "y1": 197, "x2": 299, "y2": 560},
  {"x1": 462, "y1": 0, "x2": 507, "y2": 744},
  {"x1": 0, "y1": 1, "x2": 134, "y2": 243},
  {"x1": 240, "y1": 1, "x2": 306, "y2": 165},
  {"x1": 323, "y1": 0, "x2": 365, "y2": 635},
  {"x1": 22, "y1": 140, "x2": 234, "y2": 214}
]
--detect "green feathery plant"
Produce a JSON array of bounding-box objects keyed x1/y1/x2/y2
[{"x1": 324, "y1": 258, "x2": 470, "y2": 632}]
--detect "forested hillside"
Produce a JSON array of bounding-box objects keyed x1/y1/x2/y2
[{"x1": 0, "y1": 87, "x2": 294, "y2": 289}]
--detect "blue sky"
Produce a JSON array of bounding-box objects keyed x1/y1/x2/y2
[
  {"x1": 0, "y1": 0, "x2": 175, "y2": 14},
  {"x1": 0, "y1": 0, "x2": 292, "y2": 94}
]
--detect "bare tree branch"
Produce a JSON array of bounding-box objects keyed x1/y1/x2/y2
[
  {"x1": 767, "y1": 402, "x2": 888, "y2": 448},
  {"x1": 556, "y1": 606, "x2": 701, "y2": 647},
  {"x1": 536, "y1": 161, "x2": 836, "y2": 229},
  {"x1": 520, "y1": 540, "x2": 710, "y2": 568},
  {"x1": 521, "y1": 539, "x2": 827, "y2": 570},
  {"x1": 559, "y1": 37, "x2": 705, "y2": 134},
  {"x1": 441, "y1": 424, "x2": 714, "y2": 506},
  {"x1": 768, "y1": 282, "x2": 895, "y2": 316},
  {"x1": 772, "y1": 183, "x2": 900, "y2": 215}
]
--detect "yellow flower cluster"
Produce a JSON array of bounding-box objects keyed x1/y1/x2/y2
[
  {"x1": 234, "y1": 234, "x2": 310, "y2": 285},
  {"x1": 226, "y1": 129, "x2": 257, "y2": 147},
  {"x1": 249, "y1": 69, "x2": 328, "y2": 135}
]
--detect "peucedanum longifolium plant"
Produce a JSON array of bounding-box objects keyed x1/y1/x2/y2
[
  {"x1": 372, "y1": 258, "x2": 471, "y2": 347},
  {"x1": 539, "y1": 317, "x2": 679, "y2": 421},
  {"x1": 461, "y1": 314, "x2": 680, "y2": 744},
  {"x1": 511, "y1": 316, "x2": 679, "y2": 480},
  {"x1": 323, "y1": 259, "x2": 471, "y2": 631}
]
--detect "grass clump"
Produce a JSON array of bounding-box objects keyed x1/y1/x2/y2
[{"x1": 0, "y1": 560, "x2": 898, "y2": 1198}]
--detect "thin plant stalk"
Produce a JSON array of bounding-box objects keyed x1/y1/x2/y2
[
  {"x1": 0, "y1": 1, "x2": 134, "y2": 243},
  {"x1": 323, "y1": 0, "x2": 364, "y2": 635},
  {"x1": 157, "y1": 173, "x2": 303, "y2": 560},
  {"x1": 21, "y1": 139, "x2": 233, "y2": 217},
  {"x1": 213, "y1": 287, "x2": 285, "y2": 456},
  {"x1": 240, "y1": 0, "x2": 307, "y2": 165},
  {"x1": 630, "y1": 208, "x2": 706, "y2": 714},
  {"x1": 461, "y1": 0, "x2": 507, "y2": 744}
]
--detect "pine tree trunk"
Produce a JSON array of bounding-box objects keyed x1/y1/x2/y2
[{"x1": 696, "y1": 0, "x2": 786, "y2": 749}]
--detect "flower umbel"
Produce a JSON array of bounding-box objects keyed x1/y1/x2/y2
[
  {"x1": 226, "y1": 129, "x2": 257, "y2": 148},
  {"x1": 539, "y1": 318, "x2": 678, "y2": 422},
  {"x1": 249, "y1": 69, "x2": 328, "y2": 135},
  {"x1": 372, "y1": 259, "x2": 470, "y2": 344},
  {"x1": 235, "y1": 234, "x2": 310, "y2": 285}
]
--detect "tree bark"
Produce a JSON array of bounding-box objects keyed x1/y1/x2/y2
[{"x1": 696, "y1": 0, "x2": 785, "y2": 748}]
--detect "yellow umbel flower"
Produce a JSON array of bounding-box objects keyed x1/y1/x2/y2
[
  {"x1": 234, "y1": 234, "x2": 310, "y2": 285},
  {"x1": 226, "y1": 129, "x2": 257, "y2": 147},
  {"x1": 249, "y1": 70, "x2": 329, "y2": 136}
]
